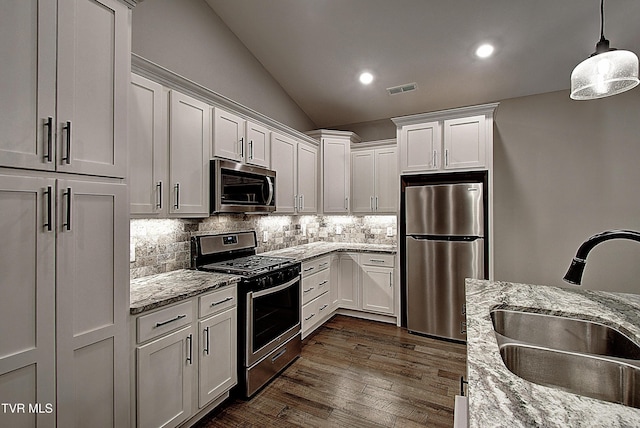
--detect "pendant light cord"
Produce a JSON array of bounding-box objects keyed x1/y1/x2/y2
[
  {"x1": 600, "y1": 0, "x2": 605, "y2": 41},
  {"x1": 595, "y1": 0, "x2": 610, "y2": 53}
]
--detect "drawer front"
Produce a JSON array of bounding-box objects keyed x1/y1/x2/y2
[
  {"x1": 302, "y1": 291, "x2": 330, "y2": 333},
  {"x1": 301, "y1": 255, "x2": 330, "y2": 278},
  {"x1": 199, "y1": 286, "x2": 237, "y2": 318},
  {"x1": 137, "y1": 300, "x2": 194, "y2": 344},
  {"x1": 302, "y1": 267, "x2": 330, "y2": 305},
  {"x1": 360, "y1": 253, "x2": 395, "y2": 268}
]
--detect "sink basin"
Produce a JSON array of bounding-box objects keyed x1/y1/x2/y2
[
  {"x1": 491, "y1": 308, "x2": 640, "y2": 360},
  {"x1": 490, "y1": 308, "x2": 640, "y2": 408},
  {"x1": 500, "y1": 343, "x2": 640, "y2": 408}
]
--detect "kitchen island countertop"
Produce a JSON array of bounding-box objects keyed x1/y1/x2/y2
[{"x1": 466, "y1": 278, "x2": 640, "y2": 427}]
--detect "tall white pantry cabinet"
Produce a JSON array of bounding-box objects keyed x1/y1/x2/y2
[{"x1": 0, "y1": 0, "x2": 132, "y2": 427}]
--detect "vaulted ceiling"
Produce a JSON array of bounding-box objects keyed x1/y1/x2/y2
[{"x1": 205, "y1": 0, "x2": 640, "y2": 128}]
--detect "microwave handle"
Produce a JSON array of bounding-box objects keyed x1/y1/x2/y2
[{"x1": 265, "y1": 176, "x2": 274, "y2": 206}]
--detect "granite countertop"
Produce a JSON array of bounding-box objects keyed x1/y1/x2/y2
[
  {"x1": 130, "y1": 242, "x2": 397, "y2": 315},
  {"x1": 261, "y1": 241, "x2": 396, "y2": 261},
  {"x1": 465, "y1": 279, "x2": 640, "y2": 427},
  {"x1": 130, "y1": 269, "x2": 241, "y2": 315}
]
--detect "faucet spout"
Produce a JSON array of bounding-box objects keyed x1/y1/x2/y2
[{"x1": 563, "y1": 229, "x2": 640, "y2": 285}]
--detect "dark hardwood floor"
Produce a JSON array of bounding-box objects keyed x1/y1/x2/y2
[{"x1": 196, "y1": 315, "x2": 467, "y2": 428}]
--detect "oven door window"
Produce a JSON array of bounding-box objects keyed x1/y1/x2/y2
[
  {"x1": 221, "y1": 169, "x2": 274, "y2": 206},
  {"x1": 251, "y1": 280, "x2": 300, "y2": 353}
]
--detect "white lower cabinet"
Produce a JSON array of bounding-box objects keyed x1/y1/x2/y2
[
  {"x1": 360, "y1": 254, "x2": 395, "y2": 315},
  {"x1": 133, "y1": 286, "x2": 237, "y2": 428},
  {"x1": 301, "y1": 256, "x2": 332, "y2": 338}
]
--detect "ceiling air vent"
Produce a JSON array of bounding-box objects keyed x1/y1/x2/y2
[{"x1": 386, "y1": 82, "x2": 417, "y2": 95}]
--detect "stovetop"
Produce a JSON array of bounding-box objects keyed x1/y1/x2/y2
[{"x1": 199, "y1": 255, "x2": 296, "y2": 277}]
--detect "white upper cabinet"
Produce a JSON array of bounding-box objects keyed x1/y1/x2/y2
[
  {"x1": 393, "y1": 103, "x2": 498, "y2": 174},
  {"x1": 213, "y1": 107, "x2": 244, "y2": 162},
  {"x1": 129, "y1": 74, "x2": 166, "y2": 216},
  {"x1": 213, "y1": 108, "x2": 271, "y2": 168},
  {"x1": 352, "y1": 143, "x2": 398, "y2": 214},
  {"x1": 270, "y1": 132, "x2": 317, "y2": 214},
  {"x1": 169, "y1": 90, "x2": 211, "y2": 217},
  {"x1": 399, "y1": 121, "x2": 441, "y2": 172},
  {"x1": 245, "y1": 121, "x2": 270, "y2": 168},
  {"x1": 443, "y1": 115, "x2": 486, "y2": 169},
  {"x1": 0, "y1": 0, "x2": 128, "y2": 178},
  {"x1": 322, "y1": 138, "x2": 350, "y2": 214}
]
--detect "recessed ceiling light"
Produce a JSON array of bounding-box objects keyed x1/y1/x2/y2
[
  {"x1": 475, "y1": 44, "x2": 494, "y2": 58},
  {"x1": 359, "y1": 72, "x2": 374, "y2": 85}
]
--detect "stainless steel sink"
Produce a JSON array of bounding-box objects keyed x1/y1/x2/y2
[
  {"x1": 491, "y1": 308, "x2": 640, "y2": 359},
  {"x1": 490, "y1": 308, "x2": 640, "y2": 408}
]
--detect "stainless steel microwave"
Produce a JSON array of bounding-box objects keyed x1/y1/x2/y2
[{"x1": 210, "y1": 159, "x2": 276, "y2": 214}]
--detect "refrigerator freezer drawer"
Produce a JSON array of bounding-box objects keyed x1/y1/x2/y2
[
  {"x1": 406, "y1": 237, "x2": 484, "y2": 341},
  {"x1": 405, "y1": 183, "x2": 483, "y2": 236}
]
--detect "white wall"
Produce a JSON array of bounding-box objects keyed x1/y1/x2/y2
[
  {"x1": 131, "y1": 0, "x2": 316, "y2": 131},
  {"x1": 493, "y1": 89, "x2": 640, "y2": 293}
]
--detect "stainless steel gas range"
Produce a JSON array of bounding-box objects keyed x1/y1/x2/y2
[{"x1": 191, "y1": 231, "x2": 301, "y2": 398}]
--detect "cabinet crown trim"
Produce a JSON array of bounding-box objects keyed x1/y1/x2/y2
[
  {"x1": 306, "y1": 129, "x2": 362, "y2": 143},
  {"x1": 391, "y1": 102, "x2": 499, "y2": 128},
  {"x1": 131, "y1": 54, "x2": 319, "y2": 147}
]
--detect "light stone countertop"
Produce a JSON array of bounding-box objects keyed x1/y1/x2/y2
[
  {"x1": 465, "y1": 279, "x2": 640, "y2": 427},
  {"x1": 130, "y1": 242, "x2": 397, "y2": 315},
  {"x1": 261, "y1": 241, "x2": 396, "y2": 261},
  {"x1": 130, "y1": 269, "x2": 241, "y2": 315}
]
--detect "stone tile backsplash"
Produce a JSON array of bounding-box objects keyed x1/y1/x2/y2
[{"x1": 130, "y1": 215, "x2": 397, "y2": 279}]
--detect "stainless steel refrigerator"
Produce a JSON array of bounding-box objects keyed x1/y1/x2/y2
[{"x1": 404, "y1": 182, "x2": 485, "y2": 341}]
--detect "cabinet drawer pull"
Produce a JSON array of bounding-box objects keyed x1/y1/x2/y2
[
  {"x1": 304, "y1": 313, "x2": 315, "y2": 321},
  {"x1": 156, "y1": 181, "x2": 163, "y2": 209},
  {"x1": 44, "y1": 186, "x2": 53, "y2": 232},
  {"x1": 63, "y1": 187, "x2": 72, "y2": 231},
  {"x1": 369, "y1": 259, "x2": 386, "y2": 263},
  {"x1": 460, "y1": 321, "x2": 467, "y2": 334},
  {"x1": 203, "y1": 326, "x2": 210, "y2": 355},
  {"x1": 154, "y1": 314, "x2": 186, "y2": 328},
  {"x1": 62, "y1": 121, "x2": 71, "y2": 164},
  {"x1": 211, "y1": 296, "x2": 233, "y2": 307},
  {"x1": 319, "y1": 304, "x2": 328, "y2": 311},
  {"x1": 44, "y1": 117, "x2": 53, "y2": 163},
  {"x1": 319, "y1": 262, "x2": 328, "y2": 268},
  {"x1": 186, "y1": 334, "x2": 193, "y2": 365},
  {"x1": 174, "y1": 183, "x2": 180, "y2": 210},
  {"x1": 303, "y1": 266, "x2": 315, "y2": 272},
  {"x1": 318, "y1": 280, "x2": 328, "y2": 286},
  {"x1": 303, "y1": 287, "x2": 314, "y2": 293}
]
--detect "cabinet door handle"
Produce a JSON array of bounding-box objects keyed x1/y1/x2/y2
[
  {"x1": 211, "y1": 296, "x2": 233, "y2": 307},
  {"x1": 154, "y1": 314, "x2": 186, "y2": 328},
  {"x1": 186, "y1": 334, "x2": 193, "y2": 365},
  {"x1": 370, "y1": 196, "x2": 373, "y2": 211},
  {"x1": 156, "y1": 181, "x2": 163, "y2": 209},
  {"x1": 345, "y1": 197, "x2": 349, "y2": 210},
  {"x1": 62, "y1": 121, "x2": 71, "y2": 164},
  {"x1": 63, "y1": 187, "x2": 72, "y2": 231},
  {"x1": 300, "y1": 194, "x2": 304, "y2": 211},
  {"x1": 461, "y1": 304, "x2": 466, "y2": 315},
  {"x1": 203, "y1": 326, "x2": 210, "y2": 355},
  {"x1": 249, "y1": 140, "x2": 254, "y2": 159},
  {"x1": 239, "y1": 137, "x2": 244, "y2": 159},
  {"x1": 174, "y1": 183, "x2": 180, "y2": 210},
  {"x1": 432, "y1": 150, "x2": 437, "y2": 168},
  {"x1": 460, "y1": 321, "x2": 467, "y2": 334},
  {"x1": 389, "y1": 271, "x2": 393, "y2": 287},
  {"x1": 375, "y1": 196, "x2": 379, "y2": 211},
  {"x1": 294, "y1": 194, "x2": 298, "y2": 211},
  {"x1": 445, "y1": 149, "x2": 449, "y2": 166},
  {"x1": 44, "y1": 117, "x2": 53, "y2": 163},
  {"x1": 44, "y1": 186, "x2": 53, "y2": 232}
]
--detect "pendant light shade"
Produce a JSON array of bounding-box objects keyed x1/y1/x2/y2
[{"x1": 570, "y1": 0, "x2": 639, "y2": 100}]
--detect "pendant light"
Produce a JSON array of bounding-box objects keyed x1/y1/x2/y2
[{"x1": 570, "y1": 0, "x2": 639, "y2": 100}]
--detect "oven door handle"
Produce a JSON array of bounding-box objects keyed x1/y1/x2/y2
[{"x1": 250, "y1": 276, "x2": 299, "y2": 298}]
